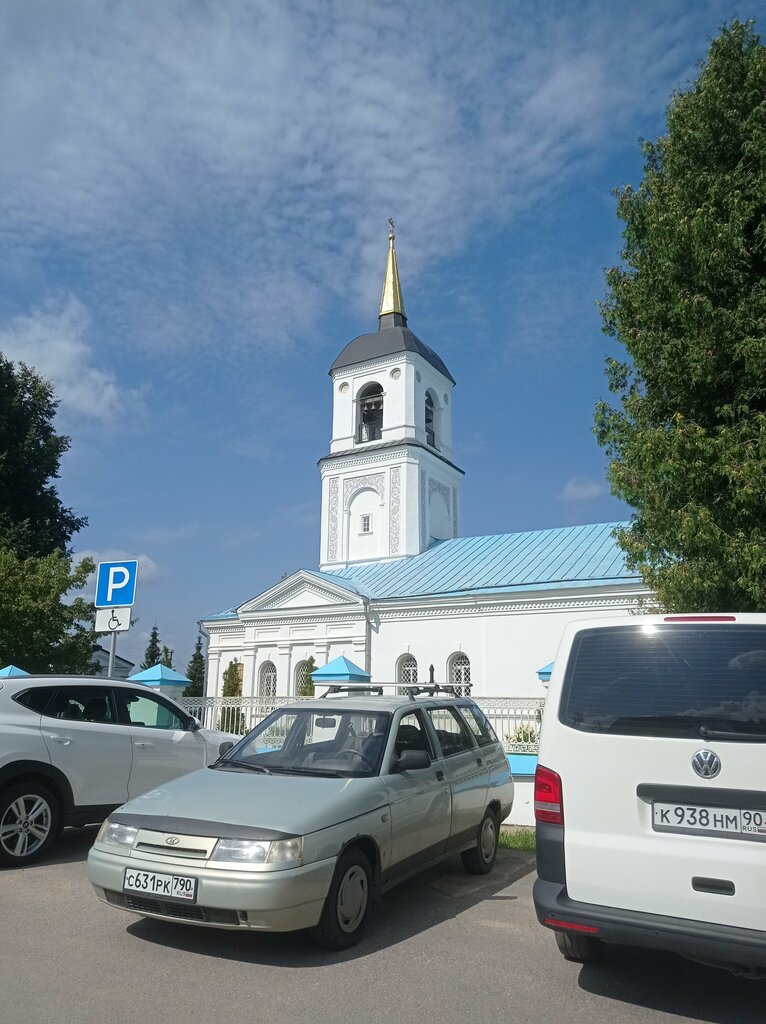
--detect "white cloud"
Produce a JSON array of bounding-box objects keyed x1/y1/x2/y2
[
  {"x1": 0, "y1": 0, "x2": 719, "y2": 356},
  {"x1": 0, "y1": 295, "x2": 141, "y2": 426},
  {"x1": 557, "y1": 476, "x2": 607, "y2": 503},
  {"x1": 77, "y1": 550, "x2": 161, "y2": 588}
]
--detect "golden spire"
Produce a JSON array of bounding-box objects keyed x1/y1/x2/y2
[{"x1": 378, "y1": 217, "x2": 406, "y2": 320}]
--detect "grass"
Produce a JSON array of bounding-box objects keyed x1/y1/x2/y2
[{"x1": 498, "y1": 826, "x2": 536, "y2": 852}]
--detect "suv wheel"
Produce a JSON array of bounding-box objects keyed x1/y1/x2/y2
[
  {"x1": 555, "y1": 930, "x2": 605, "y2": 962},
  {"x1": 461, "y1": 807, "x2": 498, "y2": 875},
  {"x1": 312, "y1": 847, "x2": 372, "y2": 950},
  {"x1": 0, "y1": 783, "x2": 60, "y2": 867}
]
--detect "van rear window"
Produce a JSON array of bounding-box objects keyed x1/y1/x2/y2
[{"x1": 560, "y1": 624, "x2": 766, "y2": 738}]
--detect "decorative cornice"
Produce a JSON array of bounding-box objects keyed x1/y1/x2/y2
[
  {"x1": 319, "y1": 441, "x2": 464, "y2": 476},
  {"x1": 375, "y1": 591, "x2": 648, "y2": 621}
]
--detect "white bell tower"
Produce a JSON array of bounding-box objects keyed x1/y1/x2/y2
[{"x1": 319, "y1": 223, "x2": 464, "y2": 569}]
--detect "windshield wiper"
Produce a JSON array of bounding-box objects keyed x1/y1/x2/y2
[
  {"x1": 217, "y1": 759, "x2": 272, "y2": 774},
  {"x1": 699, "y1": 725, "x2": 766, "y2": 742},
  {"x1": 272, "y1": 766, "x2": 344, "y2": 778}
]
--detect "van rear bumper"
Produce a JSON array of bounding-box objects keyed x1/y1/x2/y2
[{"x1": 534, "y1": 878, "x2": 766, "y2": 973}]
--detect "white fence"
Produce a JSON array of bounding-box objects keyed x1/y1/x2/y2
[{"x1": 179, "y1": 694, "x2": 545, "y2": 754}]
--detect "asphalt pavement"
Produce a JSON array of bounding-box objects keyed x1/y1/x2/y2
[{"x1": 2, "y1": 826, "x2": 765, "y2": 1024}]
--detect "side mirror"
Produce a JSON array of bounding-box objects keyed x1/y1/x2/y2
[
  {"x1": 218, "y1": 740, "x2": 234, "y2": 758},
  {"x1": 396, "y1": 749, "x2": 431, "y2": 772},
  {"x1": 188, "y1": 715, "x2": 202, "y2": 733}
]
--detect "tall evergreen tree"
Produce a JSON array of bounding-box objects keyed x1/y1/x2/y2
[
  {"x1": 160, "y1": 645, "x2": 174, "y2": 669},
  {"x1": 183, "y1": 634, "x2": 206, "y2": 698},
  {"x1": 140, "y1": 625, "x2": 161, "y2": 669},
  {"x1": 595, "y1": 20, "x2": 766, "y2": 611}
]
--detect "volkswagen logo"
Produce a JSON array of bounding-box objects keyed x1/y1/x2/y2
[
  {"x1": 165, "y1": 836, "x2": 180, "y2": 846},
  {"x1": 692, "y1": 750, "x2": 721, "y2": 779}
]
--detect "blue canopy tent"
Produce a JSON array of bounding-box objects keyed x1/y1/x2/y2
[
  {"x1": 311, "y1": 656, "x2": 370, "y2": 684},
  {"x1": 0, "y1": 664, "x2": 30, "y2": 678}
]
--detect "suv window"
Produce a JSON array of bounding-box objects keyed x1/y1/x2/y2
[
  {"x1": 426, "y1": 707, "x2": 475, "y2": 757},
  {"x1": 561, "y1": 624, "x2": 766, "y2": 738},
  {"x1": 13, "y1": 687, "x2": 57, "y2": 714},
  {"x1": 46, "y1": 686, "x2": 118, "y2": 724},
  {"x1": 457, "y1": 704, "x2": 498, "y2": 747},
  {"x1": 119, "y1": 690, "x2": 187, "y2": 730}
]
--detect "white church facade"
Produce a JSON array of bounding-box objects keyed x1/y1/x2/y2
[{"x1": 202, "y1": 228, "x2": 650, "y2": 699}]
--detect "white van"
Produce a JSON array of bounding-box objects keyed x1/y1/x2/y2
[{"x1": 534, "y1": 614, "x2": 766, "y2": 977}]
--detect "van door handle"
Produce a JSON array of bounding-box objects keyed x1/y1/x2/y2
[
  {"x1": 476, "y1": 757, "x2": 483, "y2": 766},
  {"x1": 134, "y1": 741, "x2": 154, "y2": 749},
  {"x1": 435, "y1": 770, "x2": 445, "y2": 781}
]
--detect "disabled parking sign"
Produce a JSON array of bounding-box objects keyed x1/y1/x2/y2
[{"x1": 95, "y1": 560, "x2": 139, "y2": 608}]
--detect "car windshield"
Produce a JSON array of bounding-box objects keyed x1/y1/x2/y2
[
  {"x1": 217, "y1": 708, "x2": 392, "y2": 778},
  {"x1": 561, "y1": 624, "x2": 766, "y2": 738}
]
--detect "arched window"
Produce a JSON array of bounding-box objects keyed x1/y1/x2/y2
[
  {"x1": 397, "y1": 655, "x2": 418, "y2": 692},
  {"x1": 294, "y1": 660, "x2": 314, "y2": 697},
  {"x1": 258, "y1": 661, "x2": 277, "y2": 698},
  {"x1": 357, "y1": 383, "x2": 384, "y2": 442},
  {"x1": 448, "y1": 653, "x2": 471, "y2": 696},
  {"x1": 425, "y1": 391, "x2": 436, "y2": 447}
]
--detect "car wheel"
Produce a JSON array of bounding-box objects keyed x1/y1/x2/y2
[
  {"x1": 0, "y1": 783, "x2": 60, "y2": 868},
  {"x1": 555, "y1": 930, "x2": 605, "y2": 962},
  {"x1": 461, "y1": 807, "x2": 498, "y2": 875},
  {"x1": 312, "y1": 847, "x2": 372, "y2": 950}
]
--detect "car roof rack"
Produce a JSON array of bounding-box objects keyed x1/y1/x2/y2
[
  {"x1": 317, "y1": 682, "x2": 467, "y2": 702},
  {"x1": 319, "y1": 685, "x2": 385, "y2": 698}
]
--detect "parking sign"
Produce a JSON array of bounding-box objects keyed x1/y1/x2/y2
[{"x1": 95, "y1": 560, "x2": 139, "y2": 608}]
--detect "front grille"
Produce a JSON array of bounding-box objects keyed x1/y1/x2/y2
[
  {"x1": 105, "y1": 889, "x2": 240, "y2": 926},
  {"x1": 135, "y1": 842, "x2": 208, "y2": 858}
]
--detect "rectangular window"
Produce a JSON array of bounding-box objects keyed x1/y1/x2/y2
[
  {"x1": 360, "y1": 514, "x2": 372, "y2": 534},
  {"x1": 425, "y1": 707, "x2": 476, "y2": 757},
  {"x1": 561, "y1": 624, "x2": 766, "y2": 738}
]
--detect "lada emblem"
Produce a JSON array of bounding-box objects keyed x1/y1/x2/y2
[
  {"x1": 692, "y1": 749, "x2": 721, "y2": 779},
  {"x1": 165, "y1": 836, "x2": 180, "y2": 846}
]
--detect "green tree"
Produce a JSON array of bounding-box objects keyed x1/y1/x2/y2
[
  {"x1": 595, "y1": 20, "x2": 766, "y2": 612},
  {"x1": 0, "y1": 549, "x2": 95, "y2": 672},
  {"x1": 297, "y1": 655, "x2": 316, "y2": 696},
  {"x1": 0, "y1": 355, "x2": 94, "y2": 671},
  {"x1": 160, "y1": 645, "x2": 174, "y2": 668},
  {"x1": 183, "y1": 634, "x2": 206, "y2": 698},
  {"x1": 0, "y1": 354, "x2": 87, "y2": 557},
  {"x1": 219, "y1": 659, "x2": 246, "y2": 734},
  {"x1": 140, "y1": 625, "x2": 161, "y2": 669}
]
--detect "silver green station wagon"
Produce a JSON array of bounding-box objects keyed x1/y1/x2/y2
[{"x1": 87, "y1": 686, "x2": 513, "y2": 948}]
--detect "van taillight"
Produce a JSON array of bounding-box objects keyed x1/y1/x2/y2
[{"x1": 535, "y1": 765, "x2": 563, "y2": 825}]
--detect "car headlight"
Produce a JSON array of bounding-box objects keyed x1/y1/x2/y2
[
  {"x1": 96, "y1": 819, "x2": 139, "y2": 850},
  {"x1": 210, "y1": 837, "x2": 303, "y2": 867}
]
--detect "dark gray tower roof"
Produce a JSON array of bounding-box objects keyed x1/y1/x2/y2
[
  {"x1": 330, "y1": 323, "x2": 455, "y2": 384},
  {"x1": 330, "y1": 224, "x2": 455, "y2": 384}
]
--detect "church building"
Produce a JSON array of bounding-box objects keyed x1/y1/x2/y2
[{"x1": 202, "y1": 227, "x2": 649, "y2": 699}]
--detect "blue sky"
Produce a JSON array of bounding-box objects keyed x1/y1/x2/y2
[{"x1": 0, "y1": 0, "x2": 751, "y2": 670}]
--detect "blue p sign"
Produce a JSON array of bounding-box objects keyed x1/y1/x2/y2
[{"x1": 95, "y1": 560, "x2": 139, "y2": 608}]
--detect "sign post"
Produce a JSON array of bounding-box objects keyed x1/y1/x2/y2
[{"x1": 94, "y1": 560, "x2": 139, "y2": 677}]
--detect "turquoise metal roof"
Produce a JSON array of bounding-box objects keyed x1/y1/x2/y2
[
  {"x1": 129, "y1": 664, "x2": 190, "y2": 686},
  {"x1": 0, "y1": 664, "x2": 30, "y2": 677},
  {"x1": 311, "y1": 656, "x2": 370, "y2": 682},
  {"x1": 325, "y1": 522, "x2": 637, "y2": 600}
]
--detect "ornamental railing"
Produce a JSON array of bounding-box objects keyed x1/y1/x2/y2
[{"x1": 179, "y1": 695, "x2": 545, "y2": 754}]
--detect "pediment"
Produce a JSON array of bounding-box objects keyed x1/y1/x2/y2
[{"x1": 238, "y1": 570, "x2": 363, "y2": 614}]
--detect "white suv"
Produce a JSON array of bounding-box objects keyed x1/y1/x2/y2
[
  {"x1": 0, "y1": 676, "x2": 238, "y2": 868},
  {"x1": 534, "y1": 614, "x2": 766, "y2": 977}
]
